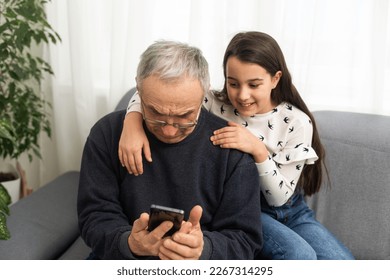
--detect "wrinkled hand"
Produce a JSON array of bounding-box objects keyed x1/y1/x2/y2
[
  {"x1": 128, "y1": 212, "x2": 173, "y2": 256},
  {"x1": 118, "y1": 112, "x2": 152, "y2": 175},
  {"x1": 158, "y1": 205, "x2": 204, "y2": 260},
  {"x1": 210, "y1": 121, "x2": 268, "y2": 163}
]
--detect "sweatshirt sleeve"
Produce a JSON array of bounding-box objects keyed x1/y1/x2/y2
[
  {"x1": 126, "y1": 91, "x2": 141, "y2": 114},
  {"x1": 78, "y1": 121, "x2": 138, "y2": 259},
  {"x1": 256, "y1": 117, "x2": 318, "y2": 207}
]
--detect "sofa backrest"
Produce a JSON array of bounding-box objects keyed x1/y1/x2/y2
[
  {"x1": 307, "y1": 111, "x2": 390, "y2": 260},
  {"x1": 116, "y1": 87, "x2": 137, "y2": 111}
]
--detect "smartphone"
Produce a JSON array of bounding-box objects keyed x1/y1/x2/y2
[{"x1": 148, "y1": 204, "x2": 185, "y2": 237}]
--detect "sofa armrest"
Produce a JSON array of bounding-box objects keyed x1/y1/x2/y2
[{"x1": 0, "y1": 171, "x2": 82, "y2": 259}]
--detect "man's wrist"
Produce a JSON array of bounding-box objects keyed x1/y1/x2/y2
[
  {"x1": 199, "y1": 235, "x2": 212, "y2": 260},
  {"x1": 119, "y1": 231, "x2": 138, "y2": 259}
]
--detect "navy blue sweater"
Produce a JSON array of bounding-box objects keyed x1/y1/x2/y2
[{"x1": 78, "y1": 108, "x2": 262, "y2": 259}]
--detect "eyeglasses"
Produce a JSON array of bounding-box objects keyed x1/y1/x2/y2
[
  {"x1": 143, "y1": 117, "x2": 198, "y2": 130},
  {"x1": 141, "y1": 101, "x2": 202, "y2": 130}
]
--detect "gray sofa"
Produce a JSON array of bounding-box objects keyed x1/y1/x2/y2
[
  {"x1": 306, "y1": 110, "x2": 390, "y2": 260},
  {"x1": 1, "y1": 89, "x2": 389, "y2": 259},
  {"x1": 0, "y1": 171, "x2": 89, "y2": 259}
]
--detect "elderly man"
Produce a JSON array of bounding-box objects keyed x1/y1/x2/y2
[{"x1": 77, "y1": 41, "x2": 262, "y2": 260}]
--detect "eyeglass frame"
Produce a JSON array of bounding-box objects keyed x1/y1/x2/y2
[{"x1": 140, "y1": 97, "x2": 203, "y2": 130}]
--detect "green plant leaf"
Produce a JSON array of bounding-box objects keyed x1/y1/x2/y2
[
  {"x1": 0, "y1": 0, "x2": 61, "y2": 162},
  {"x1": 0, "y1": 212, "x2": 11, "y2": 240},
  {"x1": 0, "y1": 128, "x2": 14, "y2": 142},
  {"x1": 0, "y1": 120, "x2": 15, "y2": 141},
  {"x1": 0, "y1": 184, "x2": 11, "y2": 214},
  {"x1": 4, "y1": 8, "x2": 17, "y2": 19},
  {"x1": 0, "y1": 21, "x2": 10, "y2": 35},
  {"x1": 1, "y1": 178, "x2": 12, "y2": 241},
  {"x1": 14, "y1": 21, "x2": 29, "y2": 49}
]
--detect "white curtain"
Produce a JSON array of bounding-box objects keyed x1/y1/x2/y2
[{"x1": 27, "y1": 0, "x2": 390, "y2": 190}]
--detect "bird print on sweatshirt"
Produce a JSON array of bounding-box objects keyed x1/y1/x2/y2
[{"x1": 202, "y1": 91, "x2": 318, "y2": 207}]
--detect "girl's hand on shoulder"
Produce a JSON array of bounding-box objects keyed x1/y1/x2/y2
[
  {"x1": 210, "y1": 121, "x2": 268, "y2": 163},
  {"x1": 118, "y1": 112, "x2": 152, "y2": 175}
]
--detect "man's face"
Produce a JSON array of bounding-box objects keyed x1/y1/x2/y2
[{"x1": 139, "y1": 75, "x2": 203, "y2": 144}]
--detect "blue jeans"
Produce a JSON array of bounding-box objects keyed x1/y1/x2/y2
[{"x1": 259, "y1": 192, "x2": 354, "y2": 260}]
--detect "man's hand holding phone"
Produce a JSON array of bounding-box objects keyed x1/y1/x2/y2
[
  {"x1": 158, "y1": 205, "x2": 204, "y2": 260},
  {"x1": 127, "y1": 205, "x2": 203, "y2": 259},
  {"x1": 127, "y1": 211, "x2": 174, "y2": 257}
]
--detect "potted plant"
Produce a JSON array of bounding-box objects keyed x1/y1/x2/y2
[{"x1": 0, "y1": 0, "x2": 60, "y2": 239}]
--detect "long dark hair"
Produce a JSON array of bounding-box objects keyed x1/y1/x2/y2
[{"x1": 218, "y1": 31, "x2": 328, "y2": 195}]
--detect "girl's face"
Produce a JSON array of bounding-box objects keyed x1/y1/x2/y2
[{"x1": 225, "y1": 56, "x2": 281, "y2": 116}]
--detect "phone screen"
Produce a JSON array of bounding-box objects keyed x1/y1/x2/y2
[{"x1": 148, "y1": 204, "x2": 184, "y2": 237}]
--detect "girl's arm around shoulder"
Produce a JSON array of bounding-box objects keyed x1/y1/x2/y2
[
  {"x1": 126, "y1": 91, "x2": 141, "y2": 114},
  {"x1": 119, "y1": 91, "x2": 151, "y2": 175}
]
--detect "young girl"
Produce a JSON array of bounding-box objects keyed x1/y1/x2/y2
[{"x1": 118, "y1": 32, "x2": 354, "y2": 259}]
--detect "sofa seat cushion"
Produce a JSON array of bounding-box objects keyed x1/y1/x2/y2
[{"x1": 0, "y1": 171, "x2": 83, "y2": 259}]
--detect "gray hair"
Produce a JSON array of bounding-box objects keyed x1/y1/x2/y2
[{"x1": 136, "y1": 40, "x2": 210, "y2": 95}]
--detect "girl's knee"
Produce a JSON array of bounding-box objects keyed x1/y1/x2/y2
[
  {"x1": 285, "y1": 245, "x2": 317, "y2": 260},
  {"x1": 261, "y1": 237, "x2": 317, "y2": 260}
]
